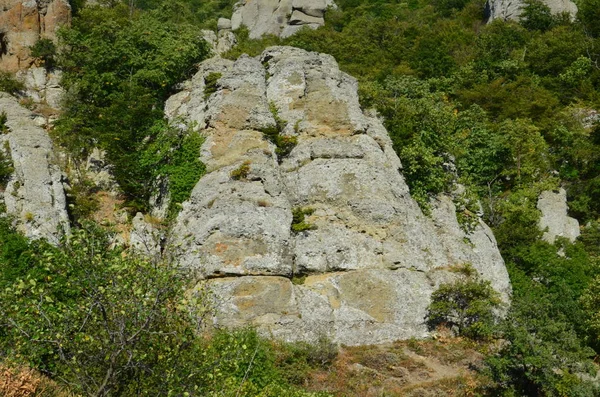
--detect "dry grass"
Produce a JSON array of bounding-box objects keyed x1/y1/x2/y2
[
  {"x1": 0, "y1": 363, "x2": 75, "y2": 397},
  {"x1": 300, "y1": 337, "x2": 490, "y2": 397}
]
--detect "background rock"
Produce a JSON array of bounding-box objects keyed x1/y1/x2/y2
[
  {"x1": 537, "y1": 188, "x2": 580, "y2": 244},
  {"x1": 485, "y1": 0, "x2": 577, "y2": 22},
  {"x1": 0, "y1": 92, "x2": 69, "y2": 243},
  {"x1": 166, "y1": 46, "x2": 511, "y2": 345},
  {"x1": 230, "y1": 0, "x2": 335, "y2": 39},
  {"x1": 0, "y1": 0, "x2": 71, "y2": 73}
]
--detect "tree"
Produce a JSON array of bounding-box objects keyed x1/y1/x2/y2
[
  {"x1": 520, "y1": 0, "x2": 556, "y2": 32},
  {"x1": 0, "y1": 223, "x2": 211, "y2": 396},
  {"x1": 485, "y1": 280, "x2": 598, "y2": 396},
  {"x1": 426, "y1": 265, "x2": 502, "y2": 339}
]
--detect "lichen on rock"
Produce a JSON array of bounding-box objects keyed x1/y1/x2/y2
[
  {"x1": 0, "y1": 92, "x2": 69, "y2": 243},
  {"x1": 165, "y1": 46, "x2": 511, "y2": 345}
]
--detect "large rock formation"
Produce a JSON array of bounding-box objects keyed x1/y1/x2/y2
[
  {"x1": 485, "y1": 0, "x2": 577, "y2": 22},
  {"x1": 230, "y1": 0, "x2": 335, "y2": 39},
  {"x1": 0, "y1": 0, "x2": 71, "y2": 73},
  {"x1": 537, "y1": 188, "x2": 580, "y2": 244},
  {"x1": 0, "y1": 92, "x2": 69, "y2": 243},
  {"x1": 165, "y1": 47, "x2": 510, "y2": 345}
]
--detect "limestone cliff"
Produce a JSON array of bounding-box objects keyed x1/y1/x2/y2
[
  {"x1": 164, "y1": 47, "x2": 511, "y2": 345},
  {"x1": 0, "y1": 92, "x2": 69, "y2": 243},
  {"x1": 0, "y1": 0, "x2": 71, "y2": 73}
]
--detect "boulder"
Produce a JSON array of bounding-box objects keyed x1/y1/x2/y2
[
  {"x1": 485, "y1": 0, "x2": 577, "y2": 22},
  {"x1": 0, "y1": 0, "x2": 71, "y2": 73},
  {"x1": 0, "y1": 92, "x2": 69, "y2": 243},
  {"x1": 166, "y1": 46, "x2": 511, "y2": 345},
  {"x1": 289, "y1": 9, "x2": 324, "y2": 25},
  {"x1": 217, "y1": 17, "x2": 232, "y2": 31},
  {"x1": 230, "y1": 0, "x2": 334, "y2": 39},
  {"x1": 537, "y1": 188, "x2": 580, "y2": 244}
]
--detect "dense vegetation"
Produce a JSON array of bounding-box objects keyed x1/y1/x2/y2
[
  {"x1": 0, "y1": 219, "x2": 332, "y2": 396},
  {"x1": 1, "y1": 0, "x2": 600, "y2": 394},
  {"x1": 225, "y1": 0, "x2": 600, "y2": 393}
]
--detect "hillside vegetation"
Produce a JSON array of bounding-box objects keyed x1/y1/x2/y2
[{"x1": 1, "y1": 0, "x2": 600, "y2": 395}]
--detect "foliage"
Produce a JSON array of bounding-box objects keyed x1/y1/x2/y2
[
  {"x1": 0, "y1": 222, "x2": 331, "y2": 396},
  {"x1": 274, "y1": 337, "x2": 338, "y2": 386},
  {"x1": 54, "y1": 4, "x2": 209, "y2": 209},
  {"x1": 138, "y1": 121, "x2": 206, "y2": 218},
  {"x1": 204, "y1": 72, "x2": 222, "y2": 100},
  {"x1": 230, "y1": 161, "x2": 251, "y2": 180},
  {"x1": 426, "y1": 265, "x2": 502, "y2": 339},
  {"x1": 0, "y1": 142, "x2": 14, "y2": 190},
  {"x1": 291, "y1": 207, "x2": 316, "y2": 233},
  {"x1": 29, "y1": 39, "x2": 57, "y2": 69},
  {"x1": 520, "y1": 0, "x2": 557, "y2": 32},
  {"x1": 484, "y1": 270, "x2": 598, "y2": 396},
  {"x1": 0, "y1": 112, "x2": 8, "y2": 134},
  {"x1": 0, "y1": 72, "x2": 24, "y2": 95},
  {"x1": 260, "y1": 102, "x2": 298, "y2": 162}
]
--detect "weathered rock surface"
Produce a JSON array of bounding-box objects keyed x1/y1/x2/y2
[
  {"x1": 230, "y1": 0, "x2": 335, "y2": 39},
  {"x1": 537, "y1": 188, "x2": 580, "y2": 244},
  {"x1": 166, "y1": 46, "x2": 510, "y2": 345},
  {"x1": 0, "y1": 0, "x2": 71, "y2": 73},
  {"x1": 16, "y1": 66, "x2": 65, "y2": 109},
  {"x1": 0, "y1": 92, "x2": 69, "y2": 243},
  {"x1": 484, "y1": 0, "x2": 577, "y2": 22}
]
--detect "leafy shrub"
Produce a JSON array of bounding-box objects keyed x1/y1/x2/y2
[
  {"x1": 291, "y1": 207, "x2": 316, "y2": 233},
  {"x1": 231, "y1": 160, "x2": 251, "y2": 180},
  {"x1": 0, "y1": 72, "x2": 24, "y2": 95},
  {"x1": 204, "y1": 72, "x2": 222, "y2": 99},
  {"x1": 426, "y1": 266, "x2": 502, "y2": 339},
  {"x1": 484, "y1": 279, "x2": 598, "y2": 396},
  {"x1": 0, "y1": 112, "x2": 8, "y2": 134},
  {"x1": 54, "y1": 4, "x2": 210, "y2": 207},
  {"x1": 29, "y1": 38, "x2": 57, "y2": 69},
  {"x1": 138, "y1": 121, "x2": 206, "y2": 218},
  {"x1": 275, "y1": 337, "x2": 338, "y2": 386},
  {"x1": 0, "y1": 142, "x2": 14, "y2": 190}
]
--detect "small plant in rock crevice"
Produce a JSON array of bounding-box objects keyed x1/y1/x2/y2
[
  {"x1": 230, "y1": 161, "x2": 251, "y2": 180},
  {"x1": 261, "y1": 102, "x2": 298, "y2": 162},
  {"x1": 204, "y1": 72, "x2": 222, "y2": 100},
  {"x1": 291, "y1": 207, "x2": 317, "y2": 233}
]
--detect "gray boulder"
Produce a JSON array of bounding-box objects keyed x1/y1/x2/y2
[
  {"x1": 485, "y1": 0, "x2": 577, "y2": 22},
  {"x1": 0, "y1": 92, "x2": 69, "y2": 243},
  {"x1": 166, "y1": 46, "x2": 511, "y2": 345},
  {"x1": 537, "y1": 188, "x2": 580, "y2": 244},
  {"x1": 230, "y1": 0, "x2": 335, "y2": 39}
]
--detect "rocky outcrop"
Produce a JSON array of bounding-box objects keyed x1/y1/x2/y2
[
  {"x1": 165, "y1": 46, "x2": 510, "y2": 345},
  {"x1": 0, "y1": 92, "x2": 69, "y2": 243},
  {"x1": 484, "y1": 0, "x2": 577, "y2": 22},
  {"x1": 231, "y1": 0, "x2": 335, "y2": 39},
  {"x1": 0, "y1": 0, "x2": 71, "y2": 73},
  {"x1": 537, "y1": 188, "x2": 580, "y2": 244},
  {"x1": 16, "y1": 66, "x2": 65, "y2": 110}
]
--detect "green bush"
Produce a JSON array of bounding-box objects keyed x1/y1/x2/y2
[
  {"x1": 54, "y1": 4, "x2": 210, "y2": 208},
  {"x1": 204, "y1": 72, "x2": 222, "y2": 99},
  {"x1": 0, "y1": 72, "x2": 24, "y2": 95},
  {"x1": 29, "y1": 38, "x2": 57, "y2": 69},
  {"x1": 426, "y1": 266, "x2": 502, "y2": 339},
  {"x1": 0, "y1": 142, "x2": 14, "y2": 190},
  {"x1": 291, "y1": 207, "x2": 316, "y2": 233}
]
